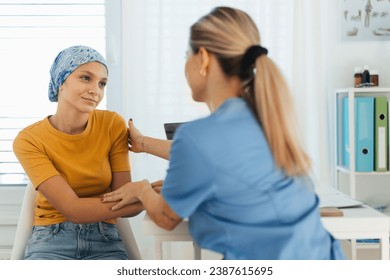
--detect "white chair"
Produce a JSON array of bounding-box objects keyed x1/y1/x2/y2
[
  {"x1": 10, "y1": 181, "x2": 142, "y2": 260},
  {"x1": 117, "y1": 217, "x2": 142, "y2": 260}
]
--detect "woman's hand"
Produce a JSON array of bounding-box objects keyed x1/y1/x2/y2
[
  {"x1": 128, "y1": 119, "x2": 172, "y2": 160},
  {"x1": 151, "y1": 180, "x2": 164, "y2": 194},
  {"x1": 102, "y1": 180, "x2": 150, "y2": 211},
  {"x1": 128, "y1": 119, "x2": 145, "y2": 153},
  {"x1": 104, "y1": 178, "x2": 181, "y2": 231}
]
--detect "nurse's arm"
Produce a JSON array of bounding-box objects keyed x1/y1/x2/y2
[
  {"x1": 140, "y1": 181, "x2": 182, "y2": 231},
  {"x1": 103, "y1": 180, "x2": 182, "y2": 231}
]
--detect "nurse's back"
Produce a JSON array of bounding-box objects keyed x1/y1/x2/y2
[{"x1": 168, "y1": 97, "x2": 341, "y2": 259}]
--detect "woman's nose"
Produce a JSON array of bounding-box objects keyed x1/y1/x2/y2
[{"x1": 88, "y1": 84, "x2": 99, "y2": 95}]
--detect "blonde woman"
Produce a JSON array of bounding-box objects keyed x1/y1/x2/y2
[{"x1": 103, "y1": 7, "x2": 344, "y2": 260}]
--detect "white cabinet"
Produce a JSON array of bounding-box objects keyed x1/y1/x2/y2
[
  {"x1": 335, "y1": 87, "x2": 390, "y2": 259},
  {"x1": 335, "y1": 87, "x2": 390, "y2": 209}
]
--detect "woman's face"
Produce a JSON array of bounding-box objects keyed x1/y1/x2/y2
[
  {"x1": 184, "y1": 48, "x2": 206, "y2": 102},
  {"x1": 58, "y1": 62, "x2": 107, "y2": 112}
]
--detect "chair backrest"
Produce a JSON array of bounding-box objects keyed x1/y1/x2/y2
[
  {"x1": 10, "y1": 181, "x2": 36, "y2": 260},
  {"x1": 117, "y1": 217, "x2": 142, "y2": 260},
  {"x1": 10, "y1": 181, "x2": 142, "y2": 260}
]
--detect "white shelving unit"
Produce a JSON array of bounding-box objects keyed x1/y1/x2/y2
[
  {"x1": 335, "y1": 87, "x2": 390, "y2": 259},
  {"x1": 335, "y1": 87, "x2": 390, "y2": 200}
]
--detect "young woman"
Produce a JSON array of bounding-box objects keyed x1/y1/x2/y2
[
  {"x1": 102, "y1": 7, "x2": 345, "y2": 260},
  {"x1": 13, "y1": 45, "x2": 143, "y2": 259}
]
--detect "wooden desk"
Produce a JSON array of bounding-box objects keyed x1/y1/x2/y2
[{"x1": 143, "y1": 203, "x2": 389, "y2": 260}]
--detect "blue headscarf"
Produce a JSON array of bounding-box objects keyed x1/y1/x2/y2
[{"x1": 48, "y1": 45, "x2": 107, "y2": 102}]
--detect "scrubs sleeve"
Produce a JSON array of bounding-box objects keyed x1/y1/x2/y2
[{"x1": 162, "y1": 128, "x2": 215, "y2": 218}]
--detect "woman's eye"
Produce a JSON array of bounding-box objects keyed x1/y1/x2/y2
[
  {"x1": 99, "y1": 82, "x2": 107, "y2": 88},
  {"x1": 81, "y1": 75, "x2": 90, "y2": 81}
]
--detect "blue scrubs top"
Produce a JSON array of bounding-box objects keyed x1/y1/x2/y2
[{"x1": 162, "y1": 98, "x2": 344, "y2": 260}]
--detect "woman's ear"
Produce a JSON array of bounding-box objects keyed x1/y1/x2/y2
[{"x1": 198, "y1": 47, "x2": 210, "y2": 76}]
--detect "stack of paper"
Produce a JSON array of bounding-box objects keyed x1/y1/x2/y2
[{"x1": 317, "y1": 187, "x2": 363, "y2": 208}]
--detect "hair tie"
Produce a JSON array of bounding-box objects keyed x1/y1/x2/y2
[{"x1": 239, "y1": 45, "x2": 268, "y2": 79}]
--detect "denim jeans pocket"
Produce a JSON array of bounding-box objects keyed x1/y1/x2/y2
[
  {"x1": 99, "y1": 223, "x2": 122, "y2": 242},
  {"x1": 29, "y1": 224, "x2": 60, "y2": 244}
]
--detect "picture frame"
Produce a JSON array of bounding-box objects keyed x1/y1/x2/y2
[{"x1": 340, "y1": 0, "x2": 390, "y2": 41}]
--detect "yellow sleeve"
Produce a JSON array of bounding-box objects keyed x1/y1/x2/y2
[
  {"x1": 109, "y1": 112, "x2": 131, "y2": 172},
  {"x1": 13, "y1": 131, "x2": 59, "y2": 188}
]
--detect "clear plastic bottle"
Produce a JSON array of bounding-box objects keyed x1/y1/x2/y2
[{"x1": 362, "y1": 65, "x2": 370, "y2": 86}]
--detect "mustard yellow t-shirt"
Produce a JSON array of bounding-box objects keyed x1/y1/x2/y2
[{"x1": 13, "y1": 110, "x2": 130, "y2": 226}]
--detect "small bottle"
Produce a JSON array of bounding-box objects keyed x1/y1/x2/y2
[
  {"x1": 370, "y1": 70, "x2": 379, "y2": 86},
  {"x1": 362, "y1": 65, "x2": 370, "y2": 87},
  {"x1": 354, "y1": 66, "x2": 363, "y2": 87}
]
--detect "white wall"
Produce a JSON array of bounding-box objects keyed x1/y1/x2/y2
[
  {"x1": 288, "y1": 0, "x2": 390, "y2": 187},
  {"x1": 322, "y1": 0, "x2": 390, "y2": 185},
  {"x1": 0, "y1": 187, "x2": 25, "y2": 259},
  {"x1": 324, "y1": 1, "x2": 390, "y2": 91}
]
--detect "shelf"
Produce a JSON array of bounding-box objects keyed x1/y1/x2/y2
[
  {"x1": 334, "y1": 87, "x2": 390, "y2": 258},
  {"x1": 356, "y1": 242, "x2": 381, "y2": 248},
  {"x1": 336, "y1": 87, "x2": 390, "y2": 94},
  {"x1": 336, "y1": 166, "x2": 390, "y2": 176}
]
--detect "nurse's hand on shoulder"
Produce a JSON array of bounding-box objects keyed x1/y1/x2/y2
[
  {"x1": 102, "y1": 180, "x2": 149, "y2": 211},
  {"x1": 127, "y1": 119, "x2": 144, "y2": 153}
]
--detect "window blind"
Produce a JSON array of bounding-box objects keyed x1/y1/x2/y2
[{"x1": 0, "y1": 0, "x2": 106, "y2": 186}]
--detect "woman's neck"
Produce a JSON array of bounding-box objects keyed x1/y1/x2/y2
[
  {"x1": 49, "y1": 108, "x2": 90, "y2": 135},
  {"x1": 206, "y1": 76, "x2": 241, "y2": 112},
  {"x1": 203, "y1": 54, "x2": 242, "y2": 112}
]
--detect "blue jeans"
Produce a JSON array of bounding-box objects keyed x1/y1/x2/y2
[{"x1": 24, "y1": 222, "x2": 129, "y2": 260}]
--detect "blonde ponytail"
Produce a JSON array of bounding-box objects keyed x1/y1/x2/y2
[{"x1": 251, "y1": 56, "x2": 311, "y2": 176}]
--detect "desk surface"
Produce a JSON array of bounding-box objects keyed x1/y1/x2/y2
[
  {"x1": 143, "y1": 204, "x2": 390, "y2": 259},
  {"x1": 143, "y1": 214, "x2": 190, "y2": 235},
  {"x1": 144, "y1": 205, "x2": 390, "y2": 237},
  {"x1": 321, "y1": 204, "x2": 389, "y2": 238}
]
